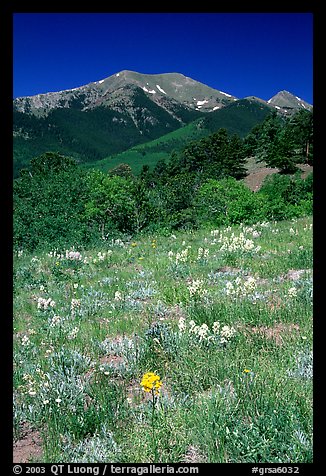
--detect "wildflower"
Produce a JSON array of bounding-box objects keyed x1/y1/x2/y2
[
  {"x1": 55, "y1": 398, "x2": 62, "y2": 404},
  {"x1": 98, "y1": 251, "x2": 106, "y2": 261},
  {"x1": 288, "y1": 287, "x2": 298, "y2": 298},
  {"x1": 73, "y1": 283, "x2": 79, "y2": 289},
  {"x1": 37, "y1": 297, "x2": 55, "y2": 310},
  {"x1": 21, "y1": 335, "x2": 30, "y2": 347},
  {"x1": 140, "y1": 372, "x2": 162, "y2": 395},
  {"x1": 71, "y1": 299, "x2": 81, "y2": 311},
  {"x1": 244, "y1": 276, "x2": 256, "y2": 293},
  {"x1": 50, "y1": 315, "x2": 62, "y2": 327},
  {"x1": 242, "y1": 368, "x2": 255, "y2": 385},
  {"x1": 131, "y1": 242, "x2": 137, "y2": 247},
  {"x1": 114, "y1": 291, "x2": 123, "y2": 301},
  {"x1": 43, "y1": 400, "x2": 50, "y2": 405},
  {"x1": 66, "y1": 250, "x2": 82, "y2": 260},
  {"x1": 225, "y1": 281, "x2": 235, "y2": 295},
  {"x1": 28, "y1": 390, "x2": 37, "y2": 396},
  {"x1": 197, "y1": 247, "x2": 209, "y2": 260},
  {"x1": 188, "y1": 279, "x2": 207, "y2": 298},
  {"x1": 220, "y1": 325, "x2": 236, "y2": 339},
  {"x1": 178, "y1": 316, "x2": 187, "y2": 333},
  {"x1": 175, "y1": 247, "x2": 190, "y2": 264},
  {"x1": 67, "y1": 327, "x2": 79, "y2": 340},
  {"x1": 197, "y1": 323, "x2": 209, "y2": 341}
]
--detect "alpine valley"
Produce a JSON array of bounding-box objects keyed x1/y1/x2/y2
[{"x1": 13, "y1": 70, "x2": 313, "y2": 176}]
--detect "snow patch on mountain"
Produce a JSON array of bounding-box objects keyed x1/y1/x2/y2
[
  {"x1": 220, "y1": 91, "x2": 232, "y2": 98},
  {"x1": 156, "y1": 84, "x2": 166, "y2": 94},
  {"x1": 142, "y1": 86, "x2": 156, "y2": 94},
  {"x1": 197, "y1": 99, "x2": 208, "y2": 106}
]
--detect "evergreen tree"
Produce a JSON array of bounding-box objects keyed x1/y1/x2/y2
[
  {"x1": 169, "y1": 128, "x2": 247, "y2": 181},
  {"x1": 287, "y1": 110, "x2": 313, "y2": 164}
]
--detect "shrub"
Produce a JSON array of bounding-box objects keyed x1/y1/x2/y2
[{"x1": 194, "y1": 178, "x2": 264, "y2": 226}]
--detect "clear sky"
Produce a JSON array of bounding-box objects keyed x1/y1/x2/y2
[{"x1": 13, "y1": 12, "x2": 313, "y2": 104}]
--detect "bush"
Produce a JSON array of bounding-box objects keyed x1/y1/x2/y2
[
  {"x1": 194, "y1": 178, "x2": 265, "y2": 226},
  {"x1": 84, "y1": 170, "x2": 139, "y2": 235},
  {"x1": 13, "y1": 153, "x2": 92, "y2": 251},
  {"x1": 258, "y1": 172, "x2": 313, "y2": 220}
]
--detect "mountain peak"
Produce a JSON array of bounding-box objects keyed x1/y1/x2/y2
[{"x1": 267, "y1": 90, "x2": 312, "y2": 112}]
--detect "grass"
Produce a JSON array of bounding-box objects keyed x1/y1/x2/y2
[{"x1": 13, "y1": 216, "x2": 313, "y2": 463}]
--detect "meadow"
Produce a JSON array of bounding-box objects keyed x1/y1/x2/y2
[{"x1": 13, "y1": 216, "x2": 313, "y2": 463}]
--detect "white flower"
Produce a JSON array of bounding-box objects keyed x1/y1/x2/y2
[
  {"x1": 50, "y1": 315, "x2": 62, "y2": 327},
  {"x1": 55, "y1": 398, "x2": 62, "y2": 404},
  {"x1": 37, "y1": 297, "x2": 55, "y2": 310},
  {"x1": 288, "y1": 287, "x2": 297, "y2": 298},
  {"x1": 67, "y1": 327, "x2": 79, "y2": 340},
  {"x1": 114, "y1": 291, "x2": 123, "y2": 301},
  {"x1": 21, "y1": 335, "x2": 30, "y2": 346},
  {"x1": 178, "y1": 317, "x2": 187, "y2": 333},
  {"x1": 220, "y1": 325, "x2": 236, "y2": 339},
  {"x1": 225, "y1": 281, "x2": 234, "y2": 295},
  {"x1": 66, "y1": 250, "x2": 82, "y2": 260},
  {"x1": 71, "y1": 299, "x2": 81, "y2": 311},
  {"x1": 73, "y1": 283, "x2": 79, "y2": 289}
]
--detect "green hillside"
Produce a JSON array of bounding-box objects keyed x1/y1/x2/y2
[
  {"x1": 87, "y1": 98, "x2": 273, "y2": 174},
  {"x1": 202, "y1": 98, "x2": 273, "y2": 136}
]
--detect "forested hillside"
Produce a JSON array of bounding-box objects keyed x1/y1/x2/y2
[{"x1": 14, "y1": 109, "x2": 313, "y2": 252}]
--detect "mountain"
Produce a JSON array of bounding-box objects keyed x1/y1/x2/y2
[
  {"x1": 14, "y1": 70, "x2": 238, "y2": 116},
  {"x1": 13, "y1": 70, "x2": 313, "y2": 176},
  {"x1": 267, "y1": 90, "x2": 313, "y2": 114}
]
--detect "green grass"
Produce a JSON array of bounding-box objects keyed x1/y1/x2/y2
[{"x1": 13, "y1": 216, "x2": 313, "y2": 463}]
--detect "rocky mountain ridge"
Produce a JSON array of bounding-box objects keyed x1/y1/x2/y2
[{"x1": 14, "y1": 70, "x2": 312, "y2": 118}]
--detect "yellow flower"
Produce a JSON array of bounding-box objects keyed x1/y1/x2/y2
[
  {"x1": 140, "y1": 372, "x2": 162, "y2": 395},
  {"x1": 243, "y1": 368, "x2": 251, "y2": 373},
  {"x1": 131, "y1": 242, "x2": 137, "y2": 247}
]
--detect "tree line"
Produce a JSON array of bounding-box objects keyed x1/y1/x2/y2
[{"x1": 13, "y1": 109, "x2": 313, "y2": 251}]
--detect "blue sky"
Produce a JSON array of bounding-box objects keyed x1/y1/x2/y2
[{"x1": 13, "y1": 13, "x2": 313, "y2": 103}]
